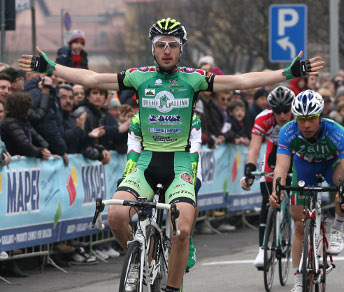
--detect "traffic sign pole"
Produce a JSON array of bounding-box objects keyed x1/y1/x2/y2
[{"x1": 330, "y1": 0, "x2": 339, "y2": 78}]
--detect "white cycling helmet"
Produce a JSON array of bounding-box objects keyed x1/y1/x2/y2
[{"x1": 291, "y1": 89, "x2": 324, "y2": 117}]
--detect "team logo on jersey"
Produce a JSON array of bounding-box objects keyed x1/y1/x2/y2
[
  {"x1": 180, "y1": 173, "x2": 193, "y2": 185},
  {"x1": 180, "y1": 67, "x2": 205, "y2": 76},
  {"x1": 149, "y1": 114, "x2": 181, "y2": 124},
  {"x1": 145, "y1": 89, "x2": 155, "y2": 96},
  {"x1": 155, "y1": 79, "x2": 162, "y2": 86},
  {"x1": 138, "y1": 67, "x2": 149, "y2": 72},
  {"x1": 142, "y1": 91, "x2": 189, "y2": 113},
  {"x1": 148, "y1": 128, "x2": 181, "y2": 134},
  {"x1": 153, "y1": 136, "x2": 177, "y2": 142},
  {"x1": 169, "y1": 80, "x2": 177, "y2": 83}
]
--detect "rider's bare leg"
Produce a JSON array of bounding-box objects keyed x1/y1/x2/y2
[
  {"x1": 167, "y1": 202, "x2": 195, "y2": 288},
  {"x1": 290, "y1": 205, "x2": 306, "y2": 270},
  {"x1": 107, "y1": 191, "x2": 137, "y2": 250}
]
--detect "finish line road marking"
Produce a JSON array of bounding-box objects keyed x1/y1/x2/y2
[{"x1": 202, "y1": 257, "x2": 344, "y2": 266}]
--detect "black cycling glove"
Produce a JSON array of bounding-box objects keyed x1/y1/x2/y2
[
  {"x1": 244, "y1": 163, "x2": 256, "y2": 180},
  {"x1": 30, "y1": 51, "x2": 56, "y2": 74},
  {"x1": 283, "y1": 56, "x2": 312, "y2": 80}
]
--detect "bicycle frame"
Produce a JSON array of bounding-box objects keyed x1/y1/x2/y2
[
  {"x1": 276, "y1": 176, "x2": 344, "y2": 290},
  {"x1": 128, "y1": 207, "x2": 169, "y2": 291},
  {"x1": 91, "y1": 187, "x2": 180, "y2": 292},
  {"x1": 252, "y1": 171, "x2": 291, "y2": 254},
  {"x1": 298, "y1": 190, "x2": 334, "y2": 283}
]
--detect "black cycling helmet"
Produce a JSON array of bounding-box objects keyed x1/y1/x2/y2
[
  {"x1": 267, "y1": 86, "x2": 295, "y2": 110},
  {"x1": 149, "y1": 18, "x2": 187, "y2": 44}
]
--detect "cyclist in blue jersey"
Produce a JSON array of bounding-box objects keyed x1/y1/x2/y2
[
  {"x1": 270, "y1": 90, "x2": 344, "y2": 292},
  {"x1": 19, "y1": 18, "x2": 325, "y2": 292}
]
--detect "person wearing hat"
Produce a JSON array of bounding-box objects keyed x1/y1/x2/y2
[
  {"x1": 107, "y1": 97, "x2": 121, "y2": 119},
  {"x1": 56, "y1": 30, "x2": 88, "y2": 69}
]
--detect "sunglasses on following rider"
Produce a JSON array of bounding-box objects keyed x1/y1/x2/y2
[
  {"x1": 154, "y1": 41, "x2": 180, "y2": 50},
  {"x1": 273, "y1": 107, "x2": 290, "y2": 114},
  {"x1": 272, "y1": 107, "x2": 291, "y2": 115},
  {"x1": 296, "y1": 114, "x2": 320, "y2": 123}
]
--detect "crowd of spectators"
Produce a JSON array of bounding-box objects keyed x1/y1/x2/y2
[{"x1": 0, "y1": 30, "x2": 137, "y2": 277}]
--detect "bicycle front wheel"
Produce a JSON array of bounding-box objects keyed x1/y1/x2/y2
[
  {"x1": 146, "y1": 226, "x2": 169, "y2": 292},
  {"x1": 302, "y1": 218, "x2": 315, "y2": 292},
  {"x1": 279, "y1": 207, "x2": 292, "y2": 286},
  {"x1": 315, "y1": 222, "x2": 327, "y2": 292},
  {"x1": 119, "y1": 241, "x2": 142, "y2": 292},
  {"x1": 264, "y1": 206, "x2": 277, "y2": 292}
]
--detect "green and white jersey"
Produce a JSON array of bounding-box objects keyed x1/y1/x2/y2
[{"x1": 118, "y1": 66, "x2": 213, "y2": 152}]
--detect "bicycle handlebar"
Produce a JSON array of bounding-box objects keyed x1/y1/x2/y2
[
  {"x1": 91, "y1": 198, "x2": 181, "y2": 235},
  {"x1": 276, "y1": 177, "x2": 344, "y2": 213}
]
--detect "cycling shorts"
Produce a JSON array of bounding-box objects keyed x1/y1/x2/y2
[
  {"x1": 290, "y1": 155, "x2": 340, "y2": 205},
  {"x1": 117, "y1": 150, "x2": 196, "y2": 206}
]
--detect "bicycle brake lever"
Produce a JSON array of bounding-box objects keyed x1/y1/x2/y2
[
  {"x1": 275, "y1": 177, "x2": 281, "y2": 205},
  {"x1": 92, "y1": 198, "x2": 105, "y2": 228},
  {"x1": 339, "y1": 178, "x2": 344, "y2": 214}
]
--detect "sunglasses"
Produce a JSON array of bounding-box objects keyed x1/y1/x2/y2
[
  {"x1": 273, "y1": 107, "x2": 290, "y2": 114},
  {"x1": 154, "y1": 41, "x2": 180, "y2": 50},
  {"x1": 296, "y1": 114, "x2": 320, "y2": 123},
  {"x1": 221, "y1": 97, "x2": 231, "y2": 102}
]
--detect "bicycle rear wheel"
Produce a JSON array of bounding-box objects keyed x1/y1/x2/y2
[
  {"x1": 278, "y1": 207, "x2": 292, "y2": 286},
  {"x1": 302, "y1": 219, "x2": 315, "y2": 292},
  {"x1": 119, "y1": 241, "x2": 142, "y2": 292},
  {"x1": 264, "y1": 206, "x2": 277, "y2": 292}
]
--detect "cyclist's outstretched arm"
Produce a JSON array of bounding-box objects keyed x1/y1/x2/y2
[
  {"x1": 213, "y1": 51, "x2": 324, "y2": 92},
  {"x1": 270, "y1": 153, "x2": 291, "y2": 208},
  {"x1": 19, "y1": 46, "x2": 119, "y2": 91}
]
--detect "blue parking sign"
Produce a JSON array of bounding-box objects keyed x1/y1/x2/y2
[{"x1": 269, "y1": 4, "x2": 307, "y2": 63}]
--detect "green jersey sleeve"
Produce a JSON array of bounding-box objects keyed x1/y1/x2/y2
[{"x1": 123, "y1": 114, "x2": 142, "y2": 178}]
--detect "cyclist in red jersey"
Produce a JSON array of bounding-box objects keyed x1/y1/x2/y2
[{"x1": 241, "y1": 86, "x2": 295, "y2": 268}]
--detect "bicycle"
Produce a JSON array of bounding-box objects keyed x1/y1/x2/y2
[
  {"x1": 92, "y1": 184, "x2": 181, "y2": 292},
  {"x1": 249, "y1": 171, "x2": 292, "y2": 292},
  {"x1": 276, "y1": 175, "x2": 344, "y2": 292}
]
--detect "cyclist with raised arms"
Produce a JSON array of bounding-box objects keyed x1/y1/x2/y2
[
  {"x1": 123, "y1": 112, "x2": 201, "y2": 271},
  {"x1": 270, "y1": 90, "x2": 344, "y2": 292},
  {"x1": 240, "y1": 86, "x2": 295, "y2": 268},
  {"x1": 19, "y1": 18, "x2": 324, "y2": 292}
]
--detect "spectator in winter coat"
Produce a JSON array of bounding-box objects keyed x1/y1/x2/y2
[
  {"x1": 55, "y1": 30, "x2": 88, "y2": 70},
  {"x1": 73, "y1": 88, "x2": 111, "y2": 164},
  {"x1": 59, "y1": 84, "x2": 105, "y2": 154},
  {"x1": 1, "y1": 92, "x2": 51, "y2": 159},
  {"x1": 34, "y1": 80, "x2": 69, "y2": 165},
  {"x1": 227, "y1": 100, "x2": 250, "y2": 146}
]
